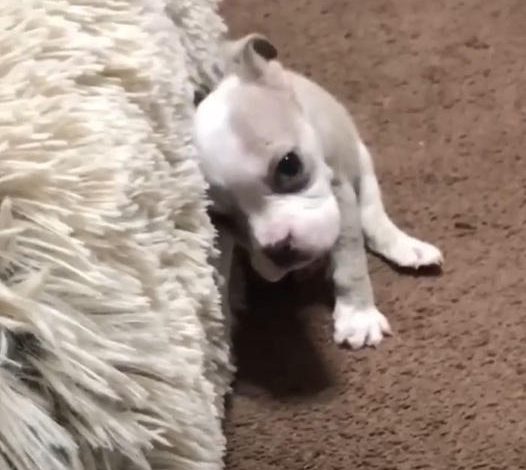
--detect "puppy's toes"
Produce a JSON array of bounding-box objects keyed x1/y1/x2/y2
[
  {"x1": 384, "y1": 235, "x2": 443, "y2": 269},
  {"x1": 333, "y1": 303, "x2": 391, "y2": 349}
]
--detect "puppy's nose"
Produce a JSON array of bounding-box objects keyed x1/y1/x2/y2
[{"x1": 263, "y1": 238, "x2": 307, "y2": 267}]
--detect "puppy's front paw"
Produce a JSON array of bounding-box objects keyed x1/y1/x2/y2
[
  {"x1": 333, "y1": 302, "x2": 392, "y2": 349},
  {"x1": 383, "y1": 235, "x2": 443, "y2": 269}
]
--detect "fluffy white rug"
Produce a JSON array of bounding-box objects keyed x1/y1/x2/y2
[{"x1": 0, "y1": 1, "x2": 231, "y2": 469}]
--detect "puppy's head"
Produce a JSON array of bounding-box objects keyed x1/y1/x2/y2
[{"x1": 194, "y1": 34, "x2": 340, "y2": 282}]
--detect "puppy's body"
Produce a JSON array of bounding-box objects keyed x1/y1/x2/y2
[{"x1": 194, "y1": 35, "x2": 442, "y2": 349}]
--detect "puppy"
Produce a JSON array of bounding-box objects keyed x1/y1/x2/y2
[{"x1": 193, "y1": 34, "x2": 443, "y2": 349}]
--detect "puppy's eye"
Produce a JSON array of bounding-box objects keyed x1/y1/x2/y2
[
  {"x1": 277, "y1": 151, "x2": 302, "y2": 178},
  {"x1": 272, "y1": 151, "x2": 308, "y2": 193}
]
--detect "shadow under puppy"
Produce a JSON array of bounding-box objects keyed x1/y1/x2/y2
[{"x1": 193, "y1": 34, "x2": 443, "y2": 349}]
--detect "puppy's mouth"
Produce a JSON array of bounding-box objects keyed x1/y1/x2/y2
[
  {"x1": 262, "y1": 246, "x2": 314, "y2": 270},
  {"x1": 251, "y1": 249, "x2": 318, "y2": 283},
  {"x1": 208, "y1": 207, "x2": 322, "y2": 281}
]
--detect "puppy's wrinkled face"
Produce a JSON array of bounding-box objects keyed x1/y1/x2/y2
[{"x1": 194, "y1": 35, "x2": 340, "y2": 282}]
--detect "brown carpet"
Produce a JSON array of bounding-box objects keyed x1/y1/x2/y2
[{"x1": 220, "y1": 1, "x2": 526, "y2": 468}]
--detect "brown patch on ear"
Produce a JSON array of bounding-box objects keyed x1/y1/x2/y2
[
  {"x1": 252, "y1": 38, "x2": 278, "y2": 61},
  {"x1": 223, "y1": 33, "x2": 283, "y2": 83}
]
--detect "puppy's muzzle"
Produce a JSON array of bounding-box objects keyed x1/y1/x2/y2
[{"x1": 262, "y1": 237, "x2": 311, "y2": 268}]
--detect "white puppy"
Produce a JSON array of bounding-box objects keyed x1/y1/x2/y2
[{"x1": 193, "y1": 34, "x2": 443, "y2": 349}]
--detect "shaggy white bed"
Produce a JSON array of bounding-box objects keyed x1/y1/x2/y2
[{"x1": 0, "y1": 1, "x2": 231, "y2": 469}]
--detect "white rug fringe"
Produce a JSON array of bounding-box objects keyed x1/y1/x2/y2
[{"x1": 0, "y1": 1, "x2": 231, "y2": 469}]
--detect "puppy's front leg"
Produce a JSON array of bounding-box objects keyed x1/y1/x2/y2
[{"x1": 331, "y1": 178, "x2": 391, "y2": 349}]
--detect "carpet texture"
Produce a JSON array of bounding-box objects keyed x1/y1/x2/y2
[
  {"x1": 221, "y1": 1, "x2": 526, "y2": 469},
  {"x1": 0, "y1": 1, "x2": 231, "y2": 469}
]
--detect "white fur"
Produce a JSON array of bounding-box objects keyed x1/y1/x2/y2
[
  {"x1": 194, "y1": 71, "x2": 341, "y2": 283},
  {"x1": 194, "y1": 34, "x2": 443, "y2": 350},
  {"x1": 357, "y1": 141, "x2": 443, "y2": 268},
  {"x1": 0, "y1": 2, "x2": 231, "y2": 470},
  {"x1": 333, "y1": 301, "x2": 392, "y2": 349}
]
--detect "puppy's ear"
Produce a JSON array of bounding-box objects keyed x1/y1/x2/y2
[{"x1": 223, "y1": 33, "x2": 280, "y2": 81}]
